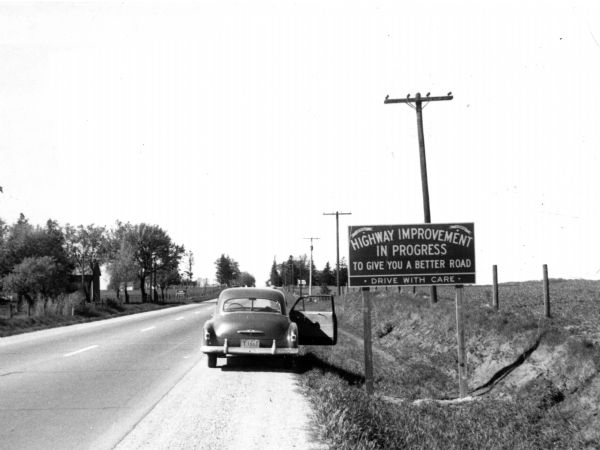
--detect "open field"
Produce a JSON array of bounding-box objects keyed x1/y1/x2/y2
[{"x1": 299, "y1": 280, "x2": 600, "y2": 449}]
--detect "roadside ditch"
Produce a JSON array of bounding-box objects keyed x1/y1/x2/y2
[{"x1": 295, "y1": 287, "x2": 600, "y2": 449}]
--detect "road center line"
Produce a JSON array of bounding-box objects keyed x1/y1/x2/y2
[
  {"x1": 175, "y1": 316, "x2": 184, "y2": 321},
  {"x1": 64, "y1": 345, "x2": 99, "y2": 357},
  {"x1": 141, "y1": 326, "x2": 156, "y2": 332}
]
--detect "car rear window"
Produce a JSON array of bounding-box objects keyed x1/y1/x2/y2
[{"x1": 222, "y1": 297, "x2": 282, "y2": 314}]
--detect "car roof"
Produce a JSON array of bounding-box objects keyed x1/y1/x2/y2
[{"x1": 217, "y1": 287, "x2": 287, "y2": 313}]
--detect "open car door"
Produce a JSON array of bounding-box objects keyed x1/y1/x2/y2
[{"x1": 289, "y1": 295, "x2": 337, "y2": 345}]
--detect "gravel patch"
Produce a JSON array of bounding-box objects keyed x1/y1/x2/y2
[{"x1": 115, "y1": 355, "x2": 327, "y2": 450}]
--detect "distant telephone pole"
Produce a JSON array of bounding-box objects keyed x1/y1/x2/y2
[
  {"x1": 323, "y1": 211, "x2": 352, "y2": 295},
  {"x1": 384, "y1": 91, "x2": 453, "y2": 304},
  {"x1": 303, "y1": 237, "x2": 320, "y2": 295}
]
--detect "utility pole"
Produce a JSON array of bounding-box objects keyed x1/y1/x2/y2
[
  {"x1": 288, "y1": 256, "x2": 294, "y2": 293},
  {"x1": 303, "y1": 237, "x2": 320, "y2": 295},
  {"x1": 323, "y1": 211, "x2": 352, "y2": 296},
  {"x1": 384, "y1": 91, "x2": 453, "y2": 304},
  {"x1": 152, "y1": 256, "x2": 157, "y2": 303}
]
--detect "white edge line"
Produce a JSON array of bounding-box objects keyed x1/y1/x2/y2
[
  {"x1": 175, "y1": 317, "x2": 184, "y2": 321},
  {"x1": 141, "y1": 326, "x2": 156, "y2": 332},
  {"x1": 64, "y1": 345, "x2": 99, "y2": 357}
]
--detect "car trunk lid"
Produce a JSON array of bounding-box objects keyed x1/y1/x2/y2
[{"x1": 214, "y1": 313, "x2": 289, "y2": 343}]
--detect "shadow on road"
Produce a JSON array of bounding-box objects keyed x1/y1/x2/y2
[
  {"x1": 218, "y1": 352, "x2": 364, "y2": 386},
  {"x1": 217, "y1": 352, "x2": 365, "y2": 384},
  {"x1": 295, "y1": 352, "x2": 365, "y2": 385},
  {"x1": 219, "y1": 355, "x2": 294, "y2": 372}
]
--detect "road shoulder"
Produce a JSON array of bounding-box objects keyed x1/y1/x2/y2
[{"x1": 115, "y1": 355, "x2": 328, "y2": 450}]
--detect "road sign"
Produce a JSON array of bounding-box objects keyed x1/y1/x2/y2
[{"x1": 348, "y1": 223, "x2": 475, "y2": 287}]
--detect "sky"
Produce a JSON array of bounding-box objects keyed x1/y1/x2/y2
[{"x1": 1, "y1": 0, "x2": 599, "y2": 286}]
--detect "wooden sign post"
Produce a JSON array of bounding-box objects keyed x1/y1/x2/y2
[
  {"x1": 455, "y1": 285, "x2": 468, "y2": 397},
  {"x1": 362, "y1": 287, "x2": 374, "y2": 395}
]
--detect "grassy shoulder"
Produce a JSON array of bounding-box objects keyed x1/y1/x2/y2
[
  {"x1": 0, "y1": 301, "x2": 181, "y2": 337},
  {"x1": 0, "y1": 289, "x2": 221, "y2": 338},
  {"x1": 297, "y1": 281, "x2": 600, "y2": 449},
  {"x1": 301, "y1": 367, "x2": 576, "y2": 450}
]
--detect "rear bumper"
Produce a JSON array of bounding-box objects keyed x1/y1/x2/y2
[{"x1": 201, "y1": 339, "x2": 298, "y2": 356}]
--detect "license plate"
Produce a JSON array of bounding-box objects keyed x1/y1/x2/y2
[{"x1": 241, "y1": 339, "x2": 259, "y2": 348}]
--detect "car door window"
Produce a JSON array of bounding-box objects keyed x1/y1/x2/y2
[
  {"x1": 289, "y1": 295, "x2": 337, "y2": 345},
  {"x1": 293, "y1": 295, "x2": 335, "y2": 312}
]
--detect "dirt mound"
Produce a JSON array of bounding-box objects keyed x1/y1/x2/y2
[
  {"x1": 465, "y1": 332, "x2": 600, "y2": 446},
  {"x1": 497, "y1": 337, "x2": 600, "y2": 444}
]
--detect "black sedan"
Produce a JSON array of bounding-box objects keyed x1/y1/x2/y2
[{"x1": 201, "y1": 287, "x2": 337, "y2": 368}]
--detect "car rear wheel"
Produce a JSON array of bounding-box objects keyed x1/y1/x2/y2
[{"x1": 207, "y1": 354, "x2": 217, "y2": 368}]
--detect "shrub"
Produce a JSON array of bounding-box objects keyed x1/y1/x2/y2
[
  {"x1": 106, "y1": 298, "x2": 125, "y2": 313},
  {"x1": 1, "y1": 256, "x2": 67, "y2": 302},
  {"x1": 75, "y1": 303, "x2": 102, "y2": 318}
]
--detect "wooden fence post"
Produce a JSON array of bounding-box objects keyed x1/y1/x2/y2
[
  {"x1": 455, "y1": 285, "x2": 468, "y2": 397},
  {"x1": 492, "y1": 265, "x2": 499, "y2": 310},
  {"x1": 543, "y1": 264, "x2": 550, "y2": 318}
]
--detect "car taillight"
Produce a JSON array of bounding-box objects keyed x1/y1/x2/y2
[{"x1": 289, "y1": 328, "x2": 297, "y2": 344}]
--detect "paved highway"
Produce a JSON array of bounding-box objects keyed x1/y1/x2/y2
[
  {"x1": 0, "y1": 302, "x2": 215, "y2": 449},
  {"x1": 0, "y1": 301, "x2": 325, "y2": 449}
]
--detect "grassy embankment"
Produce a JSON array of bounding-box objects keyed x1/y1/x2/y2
[
  {"x1": 298, "y1": 281, "x2": 600, "y2": 449},
  {"x1": 0, "y1": 288, "x2": 221, "y2": 338},
  {"x1": 0, "y1": 300, "x2": 185, "y2": 338}
]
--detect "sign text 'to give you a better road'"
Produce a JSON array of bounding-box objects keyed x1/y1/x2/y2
[{"x1": 348, "y1": 223, "x2": 475, "y2": 287}]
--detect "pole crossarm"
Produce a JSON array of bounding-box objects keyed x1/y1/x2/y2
[
  {"x1": 384, "y1": 94, "x2": 453, "y2": 104},
  {"x1": 303, "y1": 237, "x2": 321, "y2": 245}
]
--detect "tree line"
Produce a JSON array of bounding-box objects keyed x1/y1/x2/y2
[
  {"x1": 0, "y1": 214, "x2": 191, "y2": 310},
  {"x1": 268, "y1": 255, "x2": 348, "y2": 289},
  {"x1": 214, "y1": 254, "x2": 256, "y2": 287}
]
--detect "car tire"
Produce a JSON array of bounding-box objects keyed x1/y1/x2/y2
[{"x1": 207, "y1": 354, "x2": 217, "y2": 368}]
